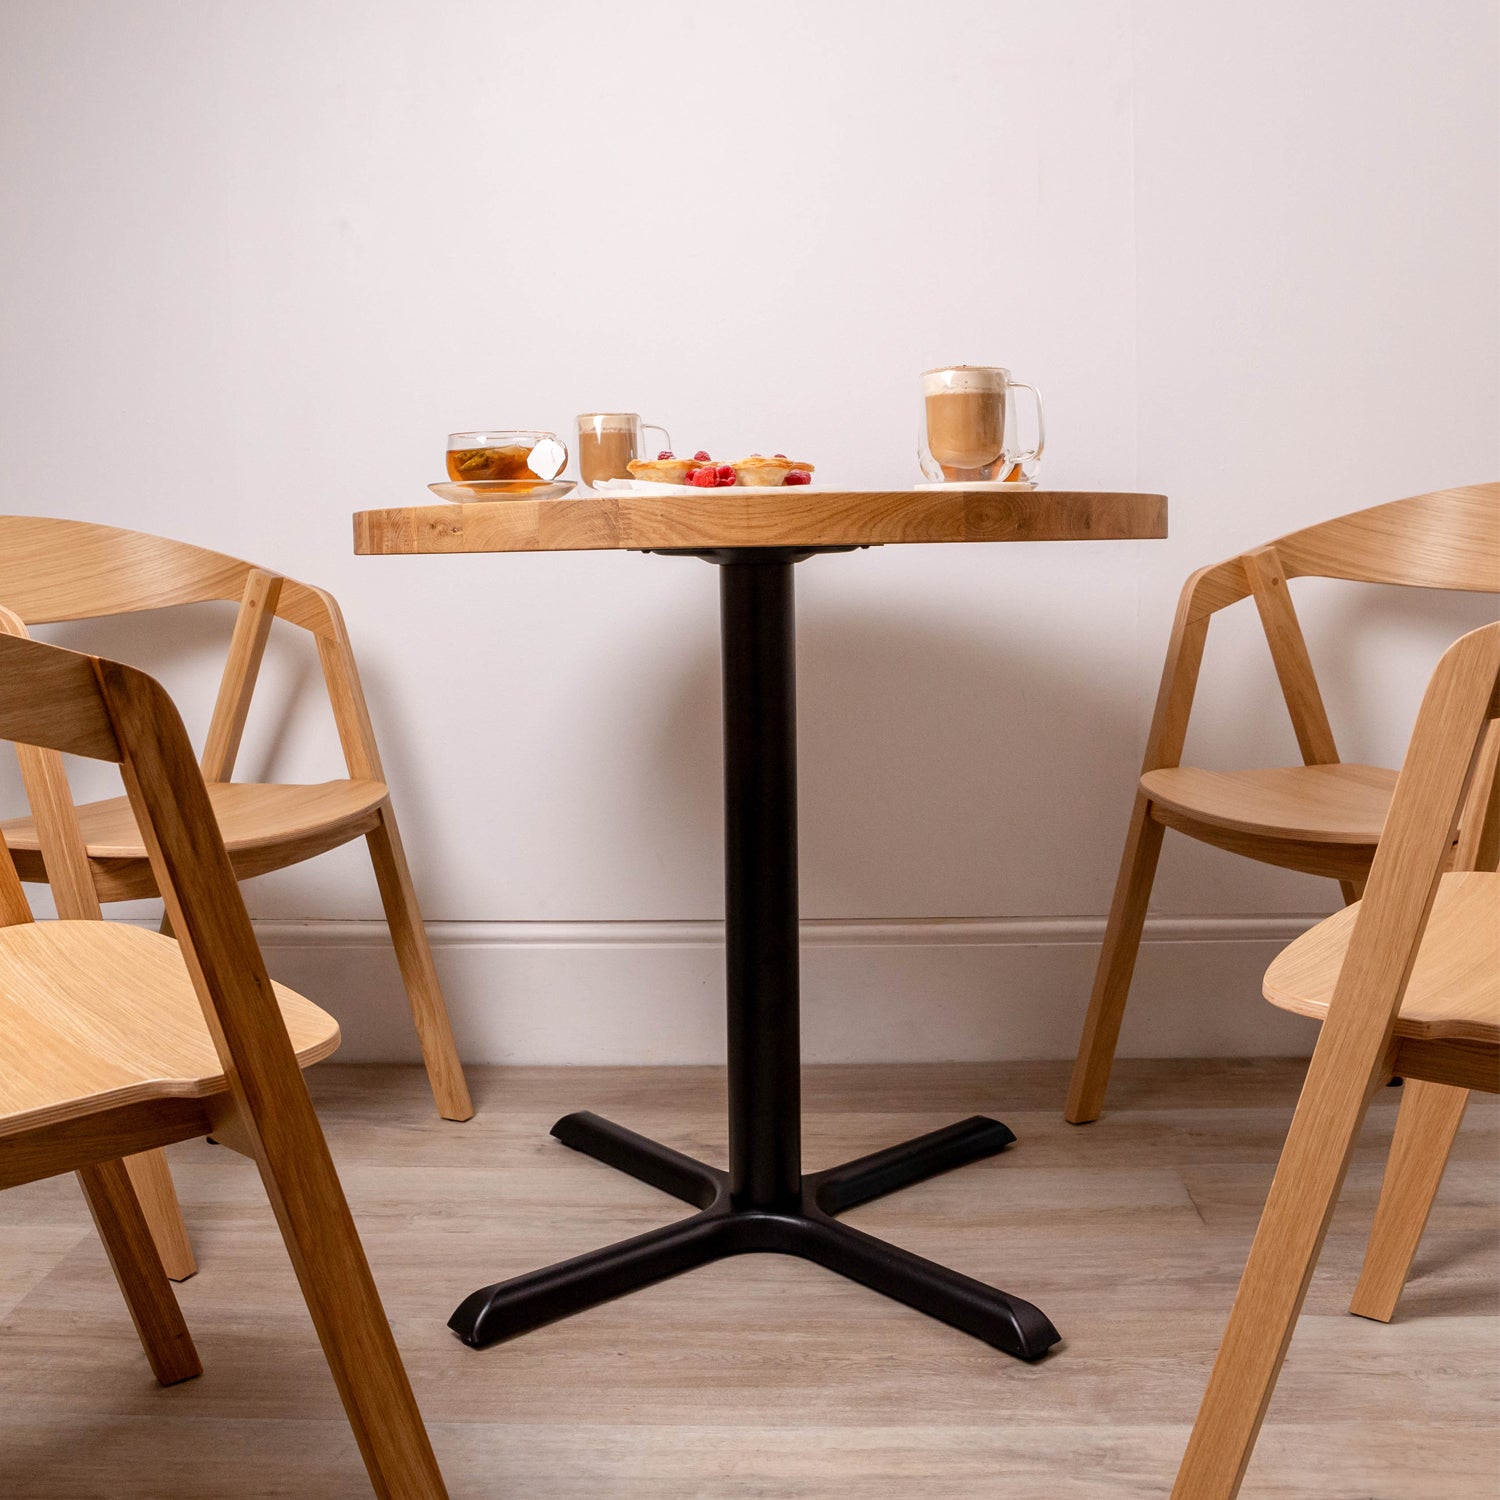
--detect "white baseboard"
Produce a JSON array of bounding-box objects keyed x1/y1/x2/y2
[{"x1": 242, "y1": 914, "x2": 1326, "y2": 1065}]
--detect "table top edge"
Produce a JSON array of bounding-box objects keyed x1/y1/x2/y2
[{"x1": 352, "y1": 489, "x2": 1169, "y2": 556}]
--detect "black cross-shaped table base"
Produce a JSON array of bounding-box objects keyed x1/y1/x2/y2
[{"x1": 448, "y1": 550, "x2": 1060, "y2": 1362}]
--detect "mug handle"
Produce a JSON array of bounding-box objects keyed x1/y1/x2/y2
[
  {"x1": 1007, "y1": 382, "x2": 1045, "y2": 465},
  {"x1": 642, "y1": 422, "x2": 672, "y2": 457}
]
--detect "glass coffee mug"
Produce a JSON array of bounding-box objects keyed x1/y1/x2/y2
[
  {"x1": 575, "y1": 412, "x2": 673, "y2": 488},
  {"x1": 918, "y1": 366, "x2": 1044, "y2": 482}
]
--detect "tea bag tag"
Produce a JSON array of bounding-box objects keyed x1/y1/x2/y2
[{"x1": 528, "y1": 437, "x2": 566, "y2": 479}]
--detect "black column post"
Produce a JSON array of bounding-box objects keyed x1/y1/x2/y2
[{"x1": 719, "y1": 556, "x2": 803, "y2": 1212}]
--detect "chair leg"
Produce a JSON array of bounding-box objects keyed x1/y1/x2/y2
[
  {"x1": 365, "y1": 801, "x2": 474, "y2": 1122},
  {"x1": 122, "y1": 1148, "x2": 197, "y2": 1281},
  {"x1": 249, "y1": 1098, "x2": 448, "y2": 1497},
  {"x1": 133, "y1": 921, "x2": 197, "y2": 1284},
  {"x1": 1170, "y1": 1050, "x2": 1383, "y2": 1500},
  {"x1": 1066, "y1": 792, "x2": 1165, "y2": 1123},
  {"x1": 1349, "y1": 1079, "x2": 1469, "y2": 1323},
  {"x1": 77, "y1": 1159, "x2": 202, "y2": 1386}
]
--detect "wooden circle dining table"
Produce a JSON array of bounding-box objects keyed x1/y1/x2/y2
[{"x1": 354, "y1": 487, "x2": 1168, "y2": 1363}]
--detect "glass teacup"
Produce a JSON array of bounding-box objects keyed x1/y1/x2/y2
[{"x1": 446, "y1": 430, "x2": 569, "y2": 486}]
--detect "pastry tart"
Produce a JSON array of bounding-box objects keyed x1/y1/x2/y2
[
  {"x1": 626, "y1": 455, "x2": 698, "y2": 485},
  {"x1": 732, "y1": 456, "x2": 816, "y2": 487},
  {"x1": 626, "y1": 451, "x2": 817, "y2": 488}
]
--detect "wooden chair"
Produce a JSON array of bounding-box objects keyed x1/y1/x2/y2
[
  {"x1": 0, "y1": 517, "x2": 473, "y2": 1277},
  {"x1": 0, "y1": 631, "x2": 447, "y2": 1498},
  {"x1": 1066, "y1": 482, "x2": 1499, "y2": 1125},
  {"x1": 1170, "y1": 620, "x2": 1500, "y2": 1500}
]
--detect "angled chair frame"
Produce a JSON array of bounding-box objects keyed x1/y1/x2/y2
[
  {"x1": 0, "y1": 631, "x2": 446, "y2": 1498},
  {"x1": 1171, "y1": 620, "x2": 1500, "y2": 1500},
  {"x1": 0, "y1": 518, "x2": 472, "y2": 1276},
  {"x1": 1067, "y1": 482, "x2": 1500, "y2": 1125}
]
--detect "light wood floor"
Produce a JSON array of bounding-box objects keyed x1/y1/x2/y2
[{"x1": 1, "y1": 1060, "x2": 1495, "y2": 1498}]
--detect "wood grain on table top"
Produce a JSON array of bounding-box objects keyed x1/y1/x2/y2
[{"x1": 353, "y1": 489, "x2": 1167, "y2": 555}]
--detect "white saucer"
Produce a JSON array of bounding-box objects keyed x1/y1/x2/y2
[
  {"x1": 429, "y1": 480, "x2": 575, "y2": 503},
  {"x1": 914, "y1": 480, "x2": 1037, "y2": 492}
]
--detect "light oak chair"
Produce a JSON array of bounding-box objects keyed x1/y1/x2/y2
[
  {"x1": 0, "y1": 631, "x2": 447, "y2": 1499},
  {"x1": 1170, "y1": 620, "x2": 1499, "y2": 1500},
  {"x1": 0, "y1": 517, "x2": 473, "y2": 1277},
  {"x1": 1066, "y1": 482, "x2": 1499, "y2": 1125}
]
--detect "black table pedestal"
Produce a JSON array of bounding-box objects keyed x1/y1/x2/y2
[{"x1": 448, "y1": 551, "x2": 1060, "y2": 1362}]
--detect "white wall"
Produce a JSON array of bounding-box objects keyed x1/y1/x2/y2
[{"x1": 1, "y1": 0, "x2": 1495, "y2": 1063}]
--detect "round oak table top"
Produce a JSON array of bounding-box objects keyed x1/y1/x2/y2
[{"x1": 352, "y1": 487, "x2": 1167, "y2": 555}]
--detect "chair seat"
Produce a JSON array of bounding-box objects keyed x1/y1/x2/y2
[
  {"x1": 1140, "y1": 763, "x2": 1397, "y2": 844},
  {"x1": 0, "y1": 780, "x2": 389, "y2": 899},
  {"x1": 1264, "y1": 872, "x2": 1500, "y2": 1044},
  {"x1": 0, "y1": 921, "x2": 340, "y2": 1137}
]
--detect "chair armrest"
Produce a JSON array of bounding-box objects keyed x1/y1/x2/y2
[
  {"x1": 1182, "y1": 555, "x2": 1254, "y2": 624},
  {"x1": 275, "y1": 580, "x2": 385, "y2": 783},
  {"x1": 1140, "y1": 556, "x2": 1253, "y2": 773}
]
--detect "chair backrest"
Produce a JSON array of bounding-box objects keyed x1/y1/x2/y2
[
  {"x1": 1254, "y1": 484, "x2": 1497, "y2": 776},
  {"x1": 1273, "y1": 483, "x2": 1499, "y2": 592},
  {"x1": 1145, "y1": 484, "x2": 1499, "y2": 786},
  {"x1": 1320, "y1": 621, "x2": 1500, "y2": 1051},
  {"x1": 0, "y1": 515, "x2": 357, "y2": 636},
  {"x1": 0, "y1": 517, "x2": 255, "y2": 623},
  {"x1": 0, "y1": 631, "x2": 314, "y2": 1078},
  {"x1": 0, "y1": 518, "x2": 383, "y2": 834}
]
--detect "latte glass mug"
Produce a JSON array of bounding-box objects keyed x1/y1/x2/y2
[
  {"x1": 918, "y1": 366, "x2": 1045, "y2": 482},
  {"x1": 576, "y1": 412, "x2": 673, "y2": 488}
]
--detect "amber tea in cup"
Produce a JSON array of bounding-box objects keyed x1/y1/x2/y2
[{"x1": 446, "y1": 430, "x2": 568, "y2": 486}]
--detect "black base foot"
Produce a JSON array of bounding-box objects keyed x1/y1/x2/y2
[{"x1": 449, "y1": 1113, "x2": 1059, "y2": 1362}]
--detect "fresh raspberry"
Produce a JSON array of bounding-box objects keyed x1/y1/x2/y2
[
  {"x1": 784, "y1": 470, "x2": 811, "y2": 485},
  {"x1": 716, "y1": 465, "x2": 736, "y2": 483},
  {"x1": 657, "y1": 449, "x2": 674, "y2": 460},
  {"x1": 689, "y1": 466, "x2": 719, "y2": 487},
  {"x1": 774, "y1": 452, "x2": 787, "y2": 458},
  {"x1": 693, "y1": 449, "x2": 712, "y2": 461}
]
